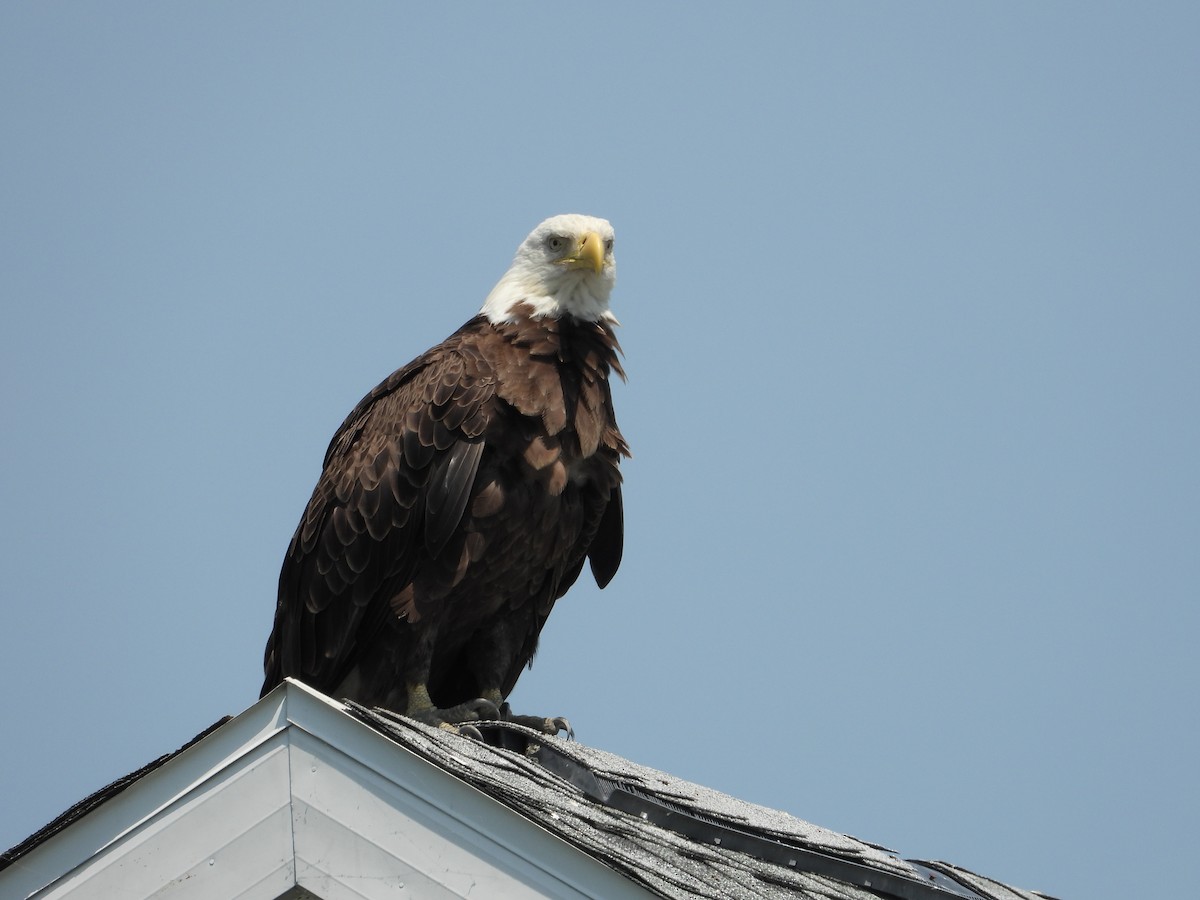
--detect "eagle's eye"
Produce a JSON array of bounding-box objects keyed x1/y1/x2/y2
[
  {"x1": 604, "y1": 238, "x2": 614, "y2": 254},
  {"x1": 545, "y1": 235, "x2": 567, "y2": 253}
]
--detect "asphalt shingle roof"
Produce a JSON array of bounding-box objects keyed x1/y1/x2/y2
[
  {"x1": 344, "y1": 705, "x2": 1051, "y2": 900},
  {"x1": 1, "y1": 692, "x2": 1054, "y2": 900}
]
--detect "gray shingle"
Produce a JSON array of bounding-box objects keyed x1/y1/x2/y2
[{"x1": 346, "y1": 705, "x2": 1048, "y2": 900}]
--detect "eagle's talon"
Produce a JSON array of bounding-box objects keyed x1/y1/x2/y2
[
  {"x1": 498, "y1": 707, "x2": 573, "y2": 737},
  {"x1": 411, "y1": 696, "x2": 500, "y2": 729},
  {"x1": 463, "y1": 697, "x2": 502, "y2": 721}
]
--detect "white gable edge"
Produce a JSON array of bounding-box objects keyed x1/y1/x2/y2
[
  {"x1": 281, "y1": 680, "x2": 653, "y2": 899},
  {"x1": 0, "y1": 682, "x2": 653, "y2": 900},
  {"x1": 1, "y1": 690, "x2": 291, "y2": 899}
]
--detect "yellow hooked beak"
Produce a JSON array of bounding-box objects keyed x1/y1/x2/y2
[{"x1": 562, "y1": 231, "x2": 606, "y2": 274}]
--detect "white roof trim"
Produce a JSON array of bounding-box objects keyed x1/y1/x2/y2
[{"x1": 2, "y1": 681, "x2": 653, "y2": 900}]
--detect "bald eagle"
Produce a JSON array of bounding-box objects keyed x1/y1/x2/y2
[{"x1": 261, "y1": 214, "x2": 628, "y2": 734}]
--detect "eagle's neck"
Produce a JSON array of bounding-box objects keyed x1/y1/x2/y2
[{"x1": 479, "y1": 268, "x2": 616, "y2": 326}]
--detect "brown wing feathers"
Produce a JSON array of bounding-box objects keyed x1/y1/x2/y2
[
  {"x1": 262, "y1": 313, "x2": 627, "y2": 707},
  {"x1": 424, "y1": 440, "x2": 484, "y2": 557}
]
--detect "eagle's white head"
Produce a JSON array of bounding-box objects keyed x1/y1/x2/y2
[{"x1": 480, "y1": 214, "x2": 617, "y2": 324}]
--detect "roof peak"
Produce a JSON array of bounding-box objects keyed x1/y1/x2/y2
[{"x1": 1, "y1": 681, "x2": 1054, "y2": 900}]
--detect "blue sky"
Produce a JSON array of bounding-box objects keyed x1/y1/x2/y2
[{"x1": 2, "y1": 5, "x2": 1197, "y2": 898}]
